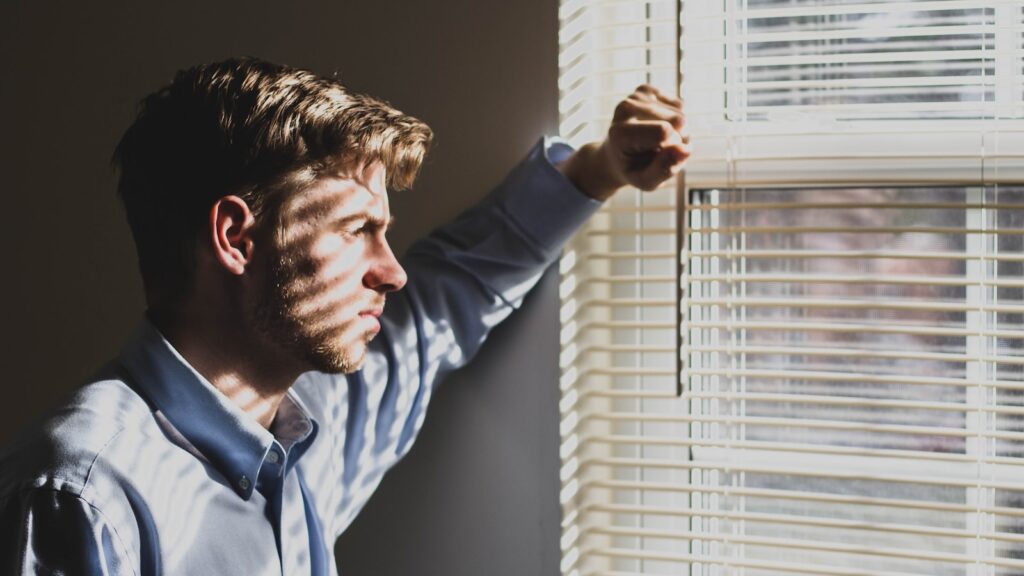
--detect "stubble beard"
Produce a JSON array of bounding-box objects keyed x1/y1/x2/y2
[{"x1": 252, "y1": 256, "x2": 376, "y2": 375}]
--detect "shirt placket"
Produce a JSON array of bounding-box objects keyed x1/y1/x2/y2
[{"x1": 259, "y1": 443, "x2": 312, "y2": 575}]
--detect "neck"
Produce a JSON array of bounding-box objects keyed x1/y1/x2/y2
[{"x1": 149, "y1": 304, "x2": 304, "y2": 429}]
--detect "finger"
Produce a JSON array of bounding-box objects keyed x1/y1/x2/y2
[
  {"x1": 632, "y1": 145, "x2": 688, "y2": 191},
  {"x1": 632, "y1": 84, "x2": 684, "y2": 112},
  {"x1": 657, "y1": 91, "x2": 684, "y2": 109},
  {"x1": 609, "y1": 120, "x2": 683, "y2": 155},
  {"x1": 614, "y1": 96, "x2": 686, "y2": 131}
]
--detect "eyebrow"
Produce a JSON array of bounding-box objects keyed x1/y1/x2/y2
[{"x1": 333, "y1": 212, "x2": 394, "y2": 231}]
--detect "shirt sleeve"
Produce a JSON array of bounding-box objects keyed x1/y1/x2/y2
[
  {"x1": 390, "y1": 136, "x2": 601, "y2": 388},
  {"x1": 4, "y1": 488, "x2": 136, "y2": 576},
  {"x1": 295, "y1": 137, "x2": 603, "y2": 536},
  {"x1": 363, "y1": 136, "x2": 601, "y2": 456}
]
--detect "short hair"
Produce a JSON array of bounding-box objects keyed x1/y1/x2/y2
[{"x1": 113, "y1": 57, "x2": 433, "y2": 310}]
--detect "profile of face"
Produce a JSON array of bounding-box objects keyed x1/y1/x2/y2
[{"x1": 252, "y1": 161, "x2": 407, "y2": 374}]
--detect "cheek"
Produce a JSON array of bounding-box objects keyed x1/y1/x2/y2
[
  {"x1": 286, "y1": 235, "x2": 369, "y2": 316},
  {"x1": 310, "y1": 235, "x2": 367, "y2": 286}
]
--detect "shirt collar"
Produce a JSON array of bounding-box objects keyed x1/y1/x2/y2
[
  {"x1": 118, "y1": 319, "x2": 318, "y2": 500},
  {"x1": 272, "y1": 391, "x2": 318, "y2": 475}
]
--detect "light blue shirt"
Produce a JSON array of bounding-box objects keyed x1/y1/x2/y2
[{"x1": 0, "y1": 138, "x2": 600, "y2": 575}]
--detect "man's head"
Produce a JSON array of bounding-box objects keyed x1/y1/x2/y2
[{"x1": 114, "y1": 57, "x2": 432, "y2": 373}]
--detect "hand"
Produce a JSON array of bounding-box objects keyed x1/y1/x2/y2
[{"x1": 559, "y1": 85, "x2": 690, "y2": 201}]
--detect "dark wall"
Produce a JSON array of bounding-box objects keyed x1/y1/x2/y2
[{"x1": 1, "y1": 1, "x2": 563, "y2": 574}]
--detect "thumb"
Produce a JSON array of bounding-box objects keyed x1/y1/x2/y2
[{"x1": 628, "y1": 142, "x2": 688, "y2": 191}]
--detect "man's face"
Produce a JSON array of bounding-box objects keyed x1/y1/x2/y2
[{"x1": 252, "y1": 161, "x2": 406, "y2": 374}]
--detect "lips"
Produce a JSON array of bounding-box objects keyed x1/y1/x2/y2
[{"x1": 358, "y1": 301, "x2": 386, "y2": 333}]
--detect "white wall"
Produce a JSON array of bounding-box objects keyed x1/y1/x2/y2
[{"x1": 1, "y1": 1, "x2": 563, "y2": 573}]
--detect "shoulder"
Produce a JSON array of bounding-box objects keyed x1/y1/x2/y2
[{"x1": 0, "y1": 373, "x2": 155, "y2": 502}]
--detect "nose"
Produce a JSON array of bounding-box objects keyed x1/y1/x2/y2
[{"x1": 364, "y1": 237, "x2": 407, "y2": 293}]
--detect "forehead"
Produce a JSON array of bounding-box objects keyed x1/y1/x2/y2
[
  {"x1": 328, "y1": 160, "x2": 388, "y2": 198},
  {"x1": 280, "y1": 161, "x2": 390, "y2": 224}
]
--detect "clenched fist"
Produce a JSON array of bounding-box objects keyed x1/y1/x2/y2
[{"x1": 559, "y1": 84, "x2": 690, "y2": 201}]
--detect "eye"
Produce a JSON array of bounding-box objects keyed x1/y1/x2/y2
[
  {"x1": 339, "y1": 221, "x2": 368, "y2": 237},
  {"x1": 337, "y1": 217, "x2": 387, "y2": 239}
]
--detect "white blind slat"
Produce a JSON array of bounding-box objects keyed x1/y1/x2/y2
[
  {"x1": 581, "y1": 434, "x2": 1024, "y2": 466},
  {"x1": 584, "y1": 479, "x2": 1024, "y2": 519},
  {"x1": 580, "y1": 502, "x2": 1024, "y2": 543}
]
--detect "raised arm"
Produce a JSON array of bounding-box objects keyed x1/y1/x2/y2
[
  {"x1": 392, "y1": 84, "x2": 689, "y2": 387},
  {"x1": 295, "y1": 86, "x2": 688, "y2": 536}
]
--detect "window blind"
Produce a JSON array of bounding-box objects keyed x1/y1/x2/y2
[
  {"x1": 684, "y1": 0, "x2": 1024, "y2": 187},
  {"x1": 559, "y1": 1, "x2": 1024, "y2": 575}
]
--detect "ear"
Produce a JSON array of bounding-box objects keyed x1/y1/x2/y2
[{"x1": 208, "y1": 196, "x2": 257, "y2": 276}]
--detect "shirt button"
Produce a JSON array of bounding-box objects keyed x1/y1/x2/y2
[
  {"x1": 266, "y1": 450, "x2": 281, "y2": 464},
  {"x1": 238, "y1": 476, "x2": 251, "y2": 491}
]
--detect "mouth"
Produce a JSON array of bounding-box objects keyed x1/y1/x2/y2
[{"x1": 358, "y1": 302, "x2": 385, "y2": 333}]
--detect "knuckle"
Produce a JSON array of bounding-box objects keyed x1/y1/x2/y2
[
  {"x1": 657, "y1": 121, "x2": 673, "y2": 139},
  {"x1": 613, "y1": 99, "x2": 640, "y2": 119}
]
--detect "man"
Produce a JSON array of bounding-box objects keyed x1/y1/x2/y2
[{"x1": 0, "y1": 58, "x2": 687, "y2": 574}]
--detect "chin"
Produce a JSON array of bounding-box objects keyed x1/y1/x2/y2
[{"x1": 306, "y1": 337, "x2": 372, "y2": 375}]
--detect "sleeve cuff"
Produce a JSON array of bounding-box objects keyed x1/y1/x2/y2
[{"x1": 496, "y1": 136, "x2": 603, "y2": 257}]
